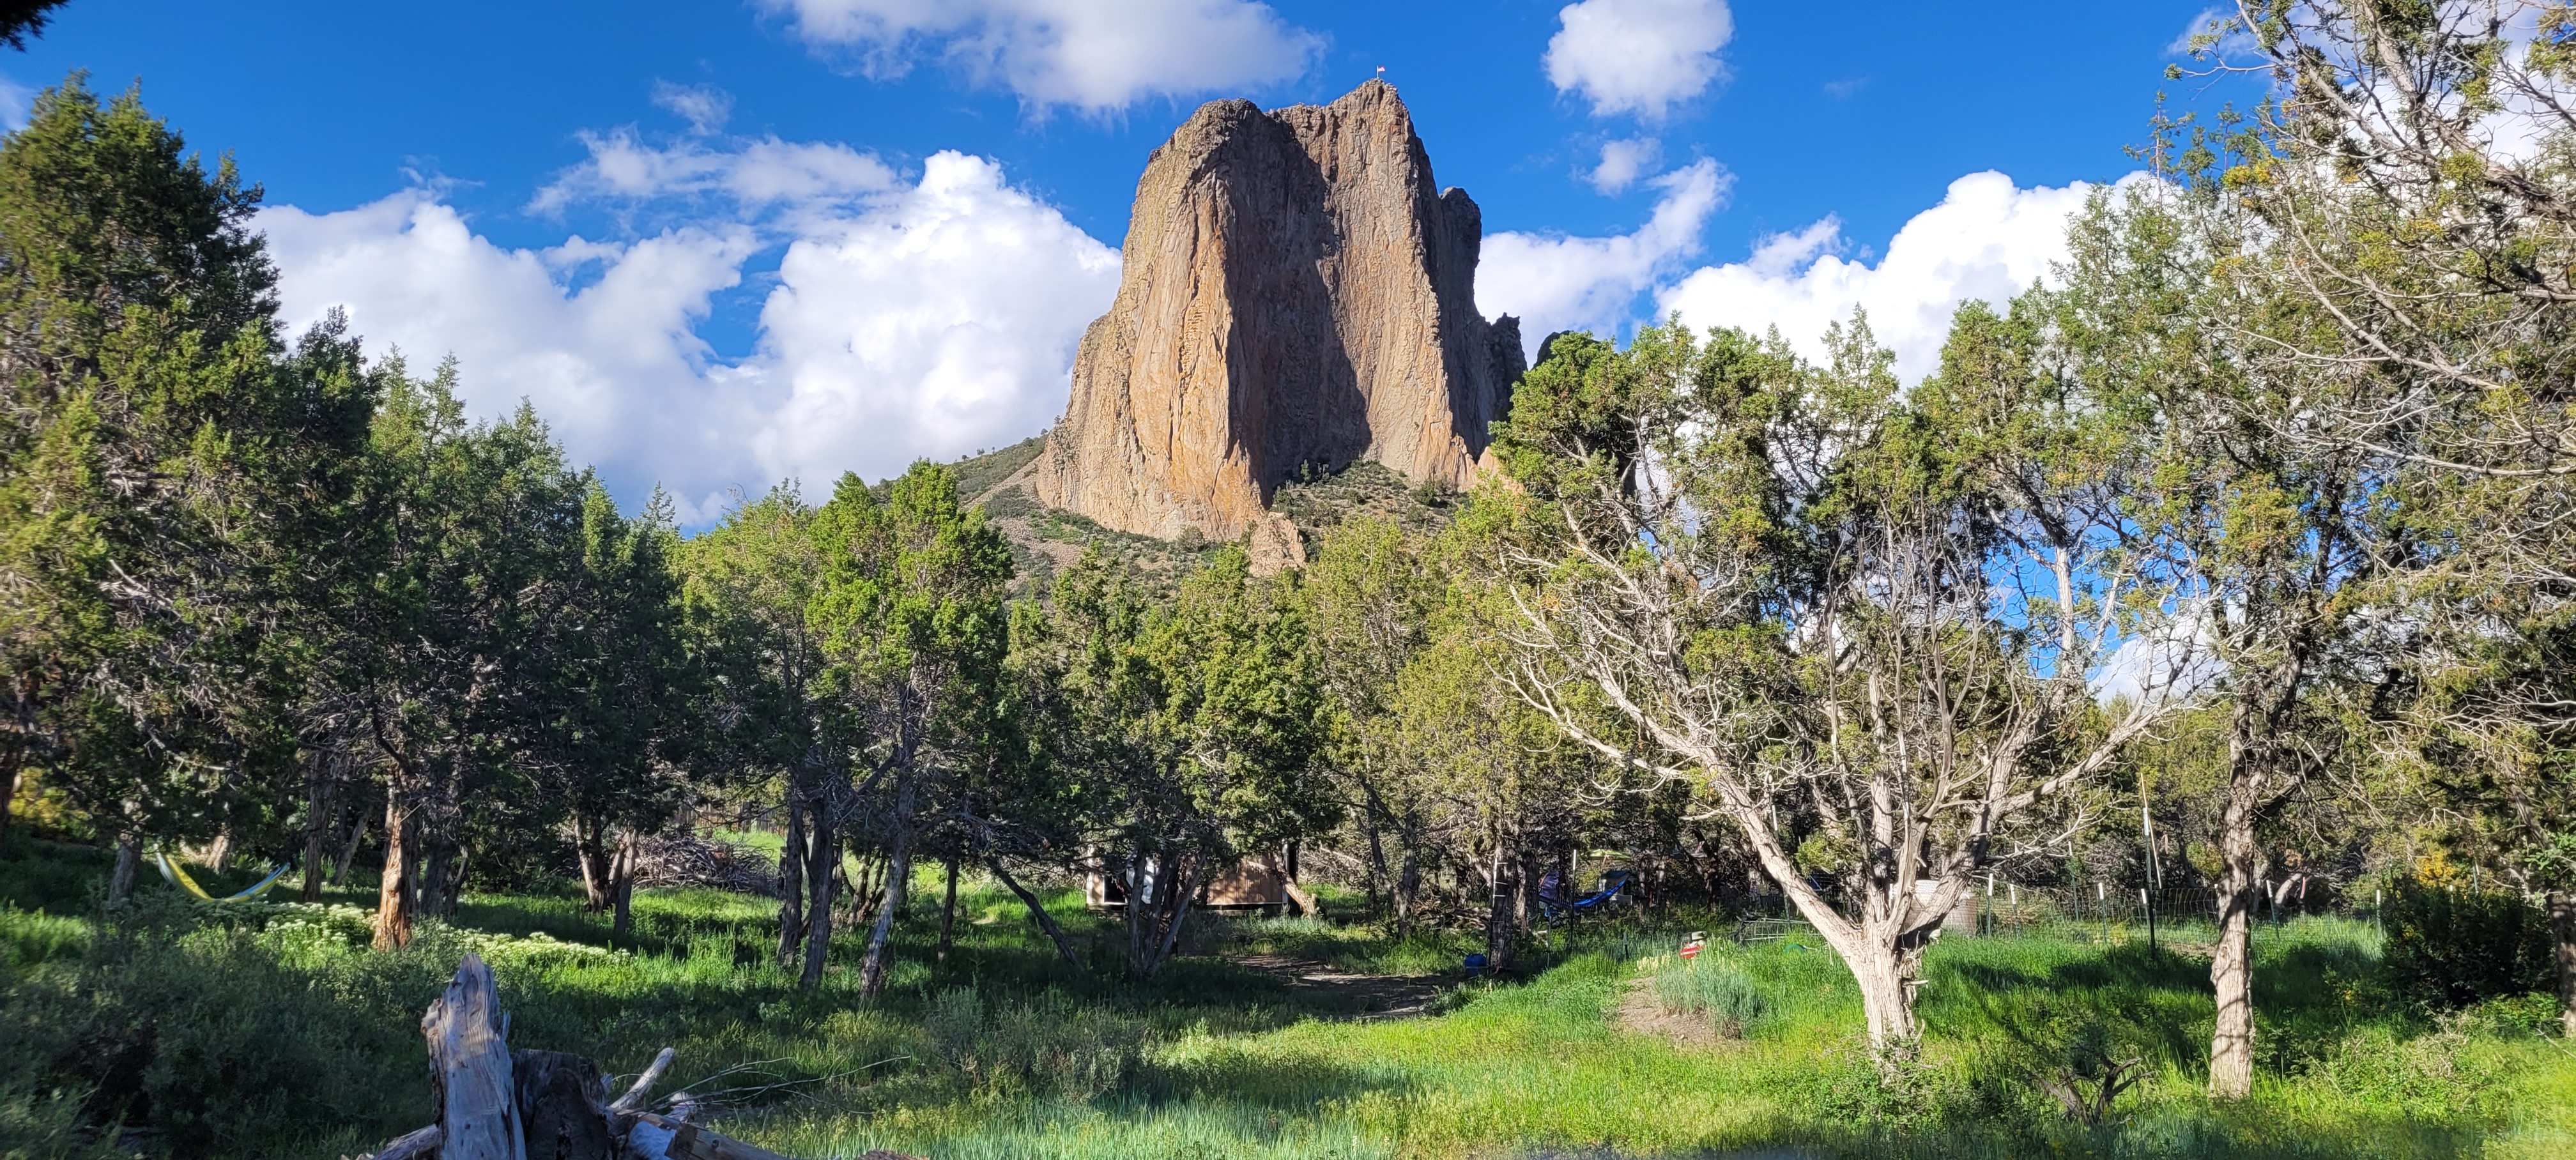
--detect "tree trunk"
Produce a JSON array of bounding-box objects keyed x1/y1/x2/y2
[
  {"x1": 108, "y1": 834, "x2": 142, "y2": 902},
  {"x1": 2550, "y1": 890, "x2": 2576, "y2": 1040},
  {"x1": 1483, "y1": 838, "x2": 1518, "y2": 973},
  {"x1": 374, "y1": 801, "x2": 417, "y2": 951},
  {"x1": 610, "y1": 838, "x2": 635, "y2": 942},
  {"x1": 2208, "y1": 761, "x2": 2263, "y2": 1101},
  {"x1": 511, "y1": 1049, "x2": 612, "y2": 1160},
  {"x1": 205, "y1": 827, "x2": 234, "y2": 874},
  {"x1": 776, "y1": 792, "x2": 806, "y2": 970},
  {"x1": 576, "y1": 817, "x2": 614, "y2": 913},
  {"x1": 420, "y1": 843, "x2": 455, "y2": 919},
  {"x1": 937, "y1": 853, "x2": 958, "y2": 963},
  {"x1": 0, "y1": 740, "x2": 20, "y2": 850},
  {"x1": 302, "y1": 750, "x2": 338, "y2": 903},
  {"x1": 798, "y1": 807, "x2": 838, "y2": 990},
  {"x1": 986, "y1": 856, "x2": 1082, "y2": 969},
  {"x1": 1361, "y1": 800, "x2": 1388, "y2": 922},
  {"x1": 332, "y1": 795, "x2": 371, "y2": 885},
  {"x1": 859, "y1": 804, "x2": 916, "y2": 996},
  {"x1": 1395, "y1": 852, "x2": 1420, "y2": 936},
  {"x1": 1848, "y1": 941, "x2": 1920, "y2": 1053},
  {"x1": 422, "y1": 952, "x2": 522, "y2": 1160}
]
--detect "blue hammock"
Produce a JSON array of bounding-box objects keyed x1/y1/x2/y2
[{"x1": 1538, "y1": 868, "x2": 1632, "y2": 920}]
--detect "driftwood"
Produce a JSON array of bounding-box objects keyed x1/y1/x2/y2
[{"x1": 359, "y1": 958, "x2": 917, "y2": 1160}]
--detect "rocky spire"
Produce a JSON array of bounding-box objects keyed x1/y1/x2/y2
[{"x1": 1032, "y1": 80, "x2": 1525, "y2": 560}]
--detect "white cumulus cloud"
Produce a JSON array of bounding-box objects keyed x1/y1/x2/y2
[
  {"x1": 259, "y1": 128, "x2": 1119, "y2": 525},
  {"x1": 749, "y1": 151, "x2": 1121, "y2": 499},
  {"x1": 761, "y1": 0, "x2": 1322, "y2": 114},
  {"x1": 1478, "y1": 158, "x2": 1729, "y2": 356},
  {"x1": 258, "y1": 194, "x2": 765, "y2": 521},
  {"x1": 1587, "y1": 136, "x2": 1662, "y2": 194},
  {"x1": 1545, "y1": 0, "x2": 1734, "y2": 120},
  {"x1": 1657, "y1": 171, "x2": 2122, "y2": 383}
]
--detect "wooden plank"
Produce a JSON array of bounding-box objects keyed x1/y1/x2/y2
[{"x1": 423, "y1": 952, "x2": 525, "y2": 1160}]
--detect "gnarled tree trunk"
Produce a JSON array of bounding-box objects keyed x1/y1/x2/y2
[
  {"x1": 2209, "y1": 720, "x2": 2274, "y2": 1101},
  {"x1": 108, "y1": 834, "x2": 142, "y2": 902},
  {"x1": 375, "y1": 800, "x2": 417, "y2": 951},
  {"x1": 775, "y1": 792, "x2": 806, "y2": 969},
  {"x1": 423, "y1": 952, "x2": 521, "y2": 1159},
  {"x1": 576, "y1": 816, "x2": 615, "y2": 912},
  {"x1": 798, "y1": 800, "x2": 838, "y2": 990},
  {"x1": 859, "y1": 775, "x2": 918, "y2": 996}
]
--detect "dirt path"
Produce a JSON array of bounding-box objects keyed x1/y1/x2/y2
[{"x1": 1230, "y1": 953, "x2": 1447, "y2": 1020}]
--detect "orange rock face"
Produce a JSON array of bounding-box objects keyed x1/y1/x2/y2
[{"x1": 1032, "y1": 80, "x2": 1524, "y2": 550}]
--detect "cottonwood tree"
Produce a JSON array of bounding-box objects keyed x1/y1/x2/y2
[{"x1": 1494, "y1": 316, "x2": 2184, "y2": 1064}]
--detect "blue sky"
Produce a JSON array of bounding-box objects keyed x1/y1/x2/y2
[{"x1": 7, "y1": 0, "x2": 2248, "y2": 523}]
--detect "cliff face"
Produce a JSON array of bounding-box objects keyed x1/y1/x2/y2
[{"x1": 1032, "y1": 80, "x2": 1524, "y2": 550}]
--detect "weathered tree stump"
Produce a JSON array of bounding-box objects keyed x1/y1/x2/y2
[
  {"x1": 358, "y1": 958, "x2": 871, "y2": 1160},
  {"x1": 423, "y1": 952, "x2": 523, "y2": 1160},
  {"x1": 513, "y1": 1049, "x2": 614, "y2": 1160}
]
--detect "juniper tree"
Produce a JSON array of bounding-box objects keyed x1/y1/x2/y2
[{"x1": 1494, "y1": 314, "x2": 2186, "y2": 1065}]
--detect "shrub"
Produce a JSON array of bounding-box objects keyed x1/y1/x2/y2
[
  {"x1": 922, "y1": 986, "x2": 1144, "y2": 1101},
  {"x1": 2380, "y1": 878, "x2": 2553, "y2": 1009},
  {"x1": 5, "y1": 894, "x2": 440, "y2": 1157}
]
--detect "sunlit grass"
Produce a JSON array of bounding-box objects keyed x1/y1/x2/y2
[{"x1": 3, "y1": 843, "x2": 2569, "y2": 1160}]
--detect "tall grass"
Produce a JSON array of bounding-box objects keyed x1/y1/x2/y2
[{"x1": 2, "y1": 841, "x2": 2568, "y2": 1160}]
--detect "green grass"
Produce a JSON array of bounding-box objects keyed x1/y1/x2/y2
[{"x1": 1, "y1": 842, "x2": 2568, "y2": 1160}]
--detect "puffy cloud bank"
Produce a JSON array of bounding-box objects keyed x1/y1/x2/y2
[
  {"x1": 760, "y1": 0, "x2": 1322, "y2": 114},
  {"x1": 1545, "y1": 0, "x2": 1734, "y2": 120},
  {"x1": 1479, "y1": 158, "x2": 1730, "y2": 357},
  {"x1": 1476, "y1": 168, "x2": 2128, "y2": 383},
  {"x1": 1658, "y1": 172, "x2": 2110, "y2": 382},
  {"x1": 260, "y1": 125, "x2": 1117, "y2": 524}
]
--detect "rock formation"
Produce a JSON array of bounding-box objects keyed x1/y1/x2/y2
[{"x1": 1032, "y1": 80, "x2": 1524, "y2": 555}]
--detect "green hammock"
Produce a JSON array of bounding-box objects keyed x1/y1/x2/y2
[{"x1": 155, "y1": 850, "x2": 293, "y2": 903}]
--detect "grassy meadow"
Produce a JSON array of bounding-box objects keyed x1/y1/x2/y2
[{"x1": 1, "y1": 839, "x2": 2569, "y2": 1160}]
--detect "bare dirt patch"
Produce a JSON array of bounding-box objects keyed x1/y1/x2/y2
[
  {"x1": 1616, "y1": 976, "x2": 1729, "y2": 1048},
  {"x1": 1230, "y1": 952, "x2": 1446, "y2": 1020}
]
